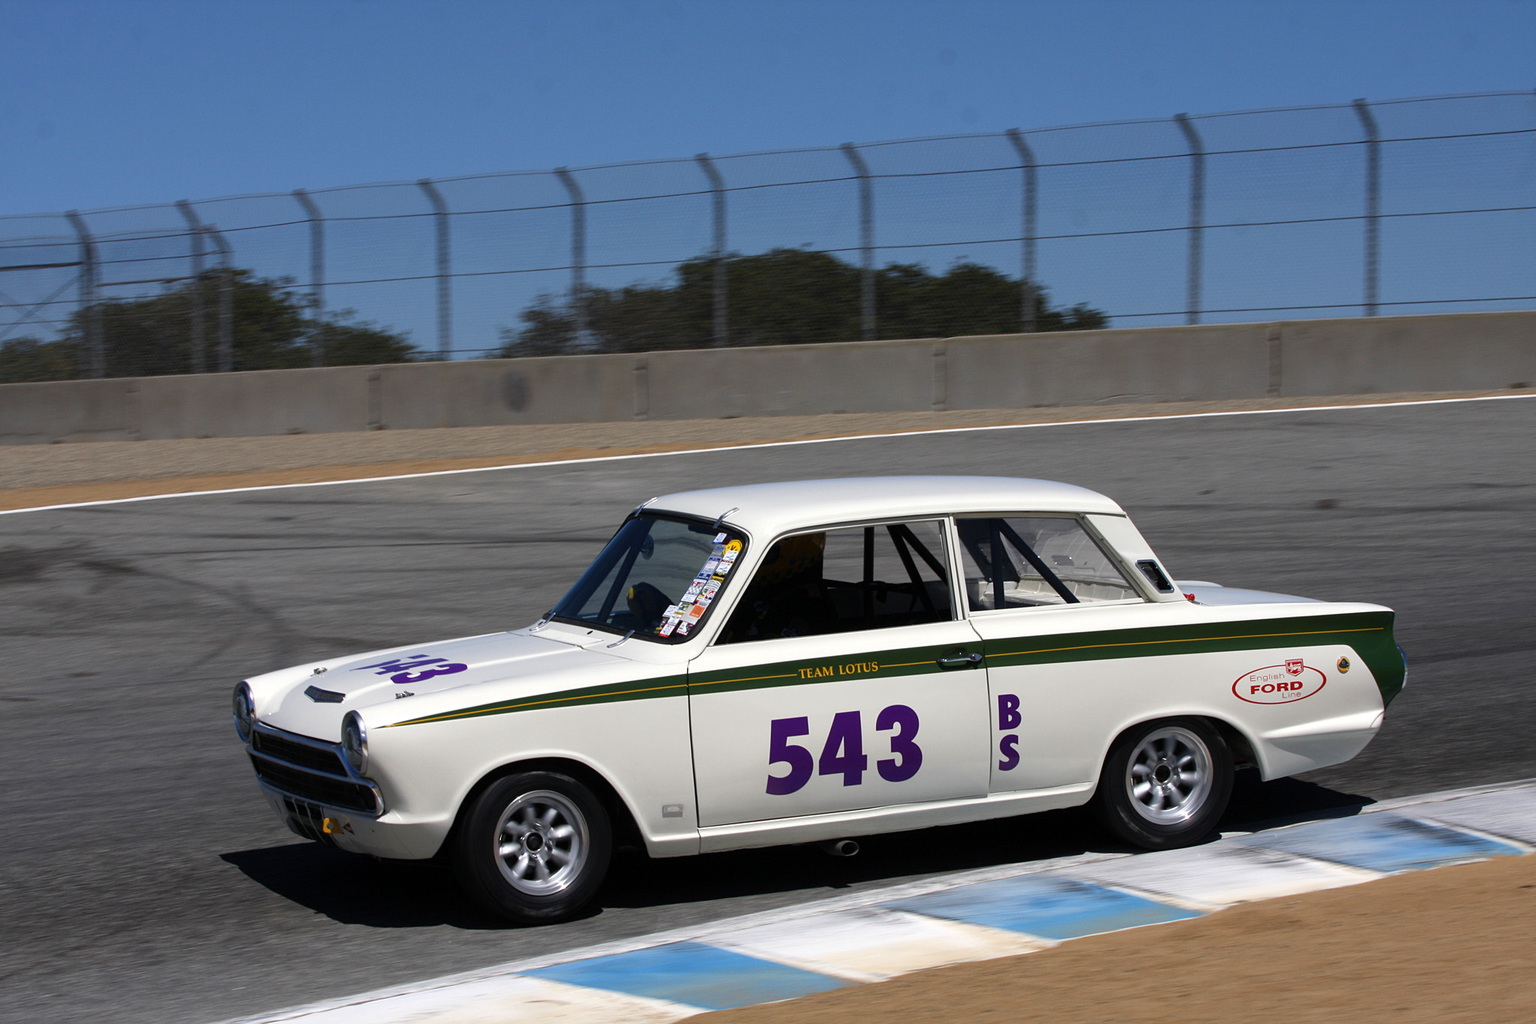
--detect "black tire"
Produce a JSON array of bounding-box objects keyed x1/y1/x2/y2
[
  {"x1": 453, "y1": 770, "x2": 612, "y2": 924},
  {"x1": 1094, "y1": 718, "x2": 1233, "y2": 850}
]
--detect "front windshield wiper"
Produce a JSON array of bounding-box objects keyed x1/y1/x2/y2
[
  {"x1": 546, "y1": 613, "x2": 630, "y2": 639},
  {"x1": 606, "y1": 629, "x2": 636, "y2": 648}
]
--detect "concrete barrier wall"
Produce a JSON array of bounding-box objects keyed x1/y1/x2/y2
[
  {"x1": 646, "y1": 340, "x2": 938, "y2": 418},
  {"x1": 2, "y1": 310, "x2": 1532, "y2": 444},
  {"x1": 1276, "y1": 312, "x2": 1536, "y2": 396},
  {"x1": 0, "y1": 378, "x2": 140, "y2": 443},
  {"x1": 136, "y1": 365, "x2": 377, "y2": 440},
  {"x1": 376, "y1": 355, "x2": 638, "y2": 430},
  {"x1": 943, "y1": 323, "x2": 1278, "y2": 408}
]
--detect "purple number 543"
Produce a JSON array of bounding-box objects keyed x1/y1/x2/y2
[{"x1": 766, "y1": 705, "x2": 922, "y2": 795}]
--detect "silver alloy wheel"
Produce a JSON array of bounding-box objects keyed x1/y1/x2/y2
[
  {"x1": 1124, "y1": 725, "x2": 1213, "y2": 825},
  {"x1": 493, "y1": 789, "x2": 589, "y2": 896}
]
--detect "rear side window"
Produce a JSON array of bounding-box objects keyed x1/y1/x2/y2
[
  {"x1": 718, "y1": 520, "x2": 952, "y2": 643},
  {"x1": 955, "y1": 516, "x2": 1140, "y2": 611}
]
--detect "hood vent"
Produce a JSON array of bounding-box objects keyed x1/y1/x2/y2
[{"x1": 304, "y1": 684, "x2": 346, "y2": 704}]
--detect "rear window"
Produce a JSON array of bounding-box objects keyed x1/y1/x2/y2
[{"x1": 955, "y1": 516, "x2": 1140, "y2": 611}]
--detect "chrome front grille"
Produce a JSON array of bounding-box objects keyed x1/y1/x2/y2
[
  {"x1": 247, "y1": 724, "x2": 382, "y2": 816},
  {"x1": 251, "y1": 728, "x2": 348, "y2": 775}
]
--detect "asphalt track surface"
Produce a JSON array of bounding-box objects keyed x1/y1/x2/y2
[{"x1": 2, "y1": 398, "x2": 1533, "y2": 1024}]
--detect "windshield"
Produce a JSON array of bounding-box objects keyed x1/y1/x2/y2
[{"x1": 550, "y1": 514, "x2": 748, "y2": 642}]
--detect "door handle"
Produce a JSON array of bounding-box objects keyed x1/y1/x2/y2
[{"x1": 936, "y1": 651, "x2": 983, "y2": 669}]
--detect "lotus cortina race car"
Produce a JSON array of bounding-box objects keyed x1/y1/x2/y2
[{"x1": 233, "y1": 477, "x2": 1405, "y2": 922}]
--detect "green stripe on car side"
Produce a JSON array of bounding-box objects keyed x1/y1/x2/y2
[
  {"x1": 387, "y1": 674, "x2": 689, "y2": 727},
  {"x1": 687, "y1": 641, "x2": 980, "y2": 695},
  {"x1": 983, "y1": 610, "x2": 1405, "y2": 706},
  {"x1": 389, "y1": 610, "x2": 1405, "y2": 727}
]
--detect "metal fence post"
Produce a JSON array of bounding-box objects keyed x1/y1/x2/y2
[
  {"x1": 1004, "y1": 130, "x2": 1038, "y2": 332},
  {"x1": 695, "y1": 153, "x2": 728, "y2": 347},
  {"x1": 417, "y1": 179, "x2": 452, "y2": 359},
  {"x1": 65, "y1": 210, "x2": 103, "y2": 378},
  {"x1": 175, "y1": 200, "x2": 207, "y2": 372},
  {"x1": 840, "y1": 143, "x2": 875, "y2": 340},
  {"x1": 553, "y1": 168, "x2": 589, "y2": 350},
  {"x1": 292, "y1": 189, "x2": 326, "y2": 366},
  {"x1": 205, "y1": 225, "x2": 234, "y2": 372},
  {"x1": 1174, "y1": 114, "x2": 1205, "y2": 326},
  {"x1": 1352, "y1": 99, "x2": 1380, "y2": 317}
]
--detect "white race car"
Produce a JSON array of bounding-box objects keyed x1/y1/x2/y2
[{"x1": 233, "y1": 477, "x2": 1404, "y2": 922}]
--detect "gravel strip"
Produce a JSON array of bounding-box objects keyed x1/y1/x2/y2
[{"x1": 0, "y1": 392, "x2": 1519, "y2": 497}]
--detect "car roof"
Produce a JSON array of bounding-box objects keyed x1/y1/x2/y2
[{"x1": 647, "y1": 476, "x2": 1126, "y2": 539}]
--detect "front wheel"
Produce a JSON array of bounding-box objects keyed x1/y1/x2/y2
[
  {"x1": 454, "y1": 771, "x2": 612, "y2": 924},
  {"x1": 1094, "y1": 718, "x2": 1232, "y2": 850}
]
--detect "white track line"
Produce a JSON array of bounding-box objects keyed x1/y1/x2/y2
[{"x1": 4, "y1": 392, "x2": 1532, "y2": 517}]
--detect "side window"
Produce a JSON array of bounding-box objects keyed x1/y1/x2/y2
[
  {"x1": 718, "y1": 520, "x2": 953, "y2": 643},
  {"x1": 955, "y1": 516, "x2": 1141, "y2": 611}
]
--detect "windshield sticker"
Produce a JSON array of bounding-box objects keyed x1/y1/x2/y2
[
  {"x1": 659, "y1": 619, "x2": 678, "y2": 637},
  {"x1": 721, "y1": 541, "x2": 741, "y2": 562},
  {"x1": 701, "y1": 558, "x2": 721, "y2": 575},
  {"x1": 659, "y1": 604, "x2": 687, "y2": 627},
  {"x1": 714, "y1": 532, "x2": 727, "y2": 543}
]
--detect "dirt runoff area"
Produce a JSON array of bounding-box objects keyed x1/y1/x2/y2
[
  {"x1": 690, "y1": 853, "x2": 1536, "y2": 1024},
  {"x1": 0, "y1": 391, "x2": 1524, "y2": 510},
  {"x1": 4, "y1": 389, "x2": 1534, "y2": 1022}
]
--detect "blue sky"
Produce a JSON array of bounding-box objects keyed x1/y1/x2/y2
[{"x1": 3, "y1": 0, "x2": 1533, "y2": 214}]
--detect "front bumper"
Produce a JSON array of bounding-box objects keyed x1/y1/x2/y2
[
  {"x1": 245, "y1": 723, "x2": 451, "y2": 859},
  {"x1": 255, "y1": 786, "x2": 449, "y2": 858}
]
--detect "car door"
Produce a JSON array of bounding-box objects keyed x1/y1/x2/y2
[
  {"x1": 687, "y1": 519, "x2": 989, "y2": 828},
  {"x1": 953, "y1": 514, "x2": 1154, "y2": 794}
]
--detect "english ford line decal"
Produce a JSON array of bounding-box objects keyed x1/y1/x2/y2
[{"x1": 1233, "y1": 659, "x2": 1327, "y2": 704}]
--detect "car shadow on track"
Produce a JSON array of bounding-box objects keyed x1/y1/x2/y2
[
  {"x1": 219, "y1": 844, "x2": 510, "y2": 929},
  {"x1": 219, "y1": 774, "x2": 1374, "y2": 930},
  {"x1": 1225, "y1": 771, "x2": 1375, "y2": 831}
]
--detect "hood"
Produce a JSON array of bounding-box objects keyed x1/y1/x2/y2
[{"x1": 253, "y1": 629, "x2": 617, "y2": 741}]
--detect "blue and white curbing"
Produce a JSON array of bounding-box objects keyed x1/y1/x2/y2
[{"x1": 224, "y1": 780, "x2": 1536, "y2": 1023}]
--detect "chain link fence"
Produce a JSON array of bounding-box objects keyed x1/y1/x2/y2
[{"x1": 2, "y1": 90, "x2": 1532, "y2": 378}]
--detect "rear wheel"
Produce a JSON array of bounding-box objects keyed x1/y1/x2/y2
[
  {"x1": 454, "y1": 771, "x2": 612, "y2": 923},
  {"x1": 1094, "y1": 718, "x2": 1232, "y2": 850}
]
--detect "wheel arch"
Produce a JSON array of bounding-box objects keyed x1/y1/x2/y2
[
  {"x1": 1095, "y1": 711, "x2": 1257, "y2": 792},
  {"x1": 440, "y1": 756, "x2": 645, "y2": 860},
  {"x1": 1092, "y1": 712, "x2": 1240, "y2": 850}
]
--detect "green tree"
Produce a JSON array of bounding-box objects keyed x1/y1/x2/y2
[
  {"x1": 684, "y1": 249, "x2": 861, "y2": 347},
  {"x1": 0, "y1": 337, "x2": 82, "y2": 384},
  {"x1": 4, "y1": 270, "x2": 422, "y2": 381},
  {"x1": 497, "y1": 249, "x2": 1105, "y2": 357},
  {"x1": 312, "y1": 320, "x2": 417, "y2": 366}
]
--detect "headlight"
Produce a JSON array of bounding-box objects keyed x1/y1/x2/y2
[
  {"x1": 341, "y1": 711, "x2": 368, "y2": 775},
  {"x1": 232, "y1": 683, "x2": 254, "y2": 742}
]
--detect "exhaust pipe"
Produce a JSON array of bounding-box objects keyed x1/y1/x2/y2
[{"x1": 820, "y1": 839, "x2": 860, "y2": 857}]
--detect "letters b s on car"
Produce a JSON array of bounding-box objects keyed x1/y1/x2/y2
[{"x1": 233, "y1": 477, "x2": 1406, "y2": 923}]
